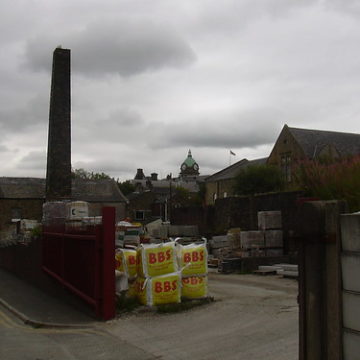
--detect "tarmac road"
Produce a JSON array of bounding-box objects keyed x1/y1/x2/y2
[
  {"x1": 107, "y1": 272, "x2": 299, "y2": 360},
  {"x1": 0, "y1": 306, "x2": 156, "y2": 360},
  {"x1": 0, "y1": 271, "x2": 298, "y2": 360}
]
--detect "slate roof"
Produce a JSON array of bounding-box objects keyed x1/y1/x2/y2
[
  {"x1": 131, "y1": 178, "x2": 200, "y2": 195},
  {"x1": 0, "y1": 177, "x2": 127, "y2": 202},
  {"x1": 205, "y1": 157, "x2": 268, "y2": 182},
  {"x1": 288, "y1": 126, "x2": 360, "y2": 158}
]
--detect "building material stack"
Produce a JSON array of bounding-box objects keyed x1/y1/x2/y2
[
  {"x1": 239, "y1": 211, "x2": 283, "y2": 257},
  {"x1": 214, "y1": 211, "x2": 288, "y2": 273},
  {"x1": 258, "y1": 211, "x2": 284, "y2": 256}
]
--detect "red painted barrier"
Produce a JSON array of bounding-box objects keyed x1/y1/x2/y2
[{"x1": 42, "y1": 207, "x2": 115, "y2": 320}]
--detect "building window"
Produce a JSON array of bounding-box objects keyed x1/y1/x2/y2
[
  {"x1": 11, "y1": 208, "x2": 22, "y2": 220},
  {"x1": 281, "y1": 153, "x2": 292, "y2": 182},
  {"x1": 213, "y1": 193, "x2": 217, "y2": 202},
  {"x1": 223, "y1": 192, "x2": 227, "y2": 198},
  {"x1": 134, "y1": 210, "x2": 145, "y2": 220}
]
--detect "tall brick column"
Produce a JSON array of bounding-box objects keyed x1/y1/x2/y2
[{"x1": 46, "y1": 48, "x2": 72, "y2": 201}]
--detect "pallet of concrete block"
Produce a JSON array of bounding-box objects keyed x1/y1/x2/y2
[
  {"x1": 265, "y1": 248, "x2": 284, "y2": 256},
  {"x1": 240, "y1": 231, "x2": 264, "y2": 250},
  {"x1": 264, "y1": 230, "x2": 283, "y2": 248},
  {"x1": 219, "y1": 258, "x2": 242, "y2": 273},
  {"x1": 227, "y1": 228, "x2": 241, "y2": 249},
  {"x1": 258, "y1": 211, "x2": 282, "y2": 230},
  {"x1": 209, "y1": 235, "x2": 228, "y2": 249},
  {"x1": 209, "y1": 235, "x2": 231, "y2": 249},
  {"x1": 254, "y1": 265, "x2": 280, "y2": 275},
  {"x1": 207, "y1": 255, "x2": 219, "y2": 268},
  {"x1": 274, "y1": 264, "x2": 298, "y2": 278}
]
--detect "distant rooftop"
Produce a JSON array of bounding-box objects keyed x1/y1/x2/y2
[
  {"x1": 0, "y1": 177, "x2": 127, "y2": 203},
  {"x1": 205, "y1": 157, "x2": 268, "y2": 182},
  {"x1": 287, "y1": 126, "x2": 360, "y2": 158}
]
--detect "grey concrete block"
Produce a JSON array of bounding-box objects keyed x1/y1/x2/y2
[
  {"x1": 343, "y1": 329, "x2": 360, "y2": 360},
  {"x1": 266, "y1": 248, "x2": 284, "y2": 257},
  {"x1": 258, "y1": 211, "x2": 282, "y2": 230},
  {"x1": 240, "y1": 231, "x2": 264, "y2": 249},
  {"x1": 341, "y1": 213, "x2": 360, "y2": 252},
  {"x1": 264, "y1": 230, "x2": 283, "y2": 248},
  {"x1": 341, "y1": 254, "x2": 360, "y2": 293},
  {"x1": 343, "y1": 291, "x2": 360, "y2": 333},
  {"x1": 212, "y1": 235, "x2": 228, "y2": 242},
  {"x1": 227, "y1": 233, "x2": 241, "y2": 249},
  {"x1": 281, "y1": 264, "x2": 298, "y2": 271}
]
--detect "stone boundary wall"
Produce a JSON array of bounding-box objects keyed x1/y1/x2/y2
[{"x1": 171, "y1": 191, "x2": 303, "y2": 252}]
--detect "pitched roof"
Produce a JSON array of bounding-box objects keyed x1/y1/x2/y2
[
  {"x1": 0, "y1": 177, "x2": 45, "y2": 199},
  {"x1": 0, "y1": 177, "x2": 127, "y2": 202},
  {"x1": 130, "y1": 178, "x2": 200, "y2": 194},
  {"x1": 72, "y1": 179, "x2": 128, "y2": 202},
  {"x1": 288, "y1": 126, "x2": 360, "y2": 158},
  {"x1": 205, "y1": 157, "x2": 268, "y2": 182}
]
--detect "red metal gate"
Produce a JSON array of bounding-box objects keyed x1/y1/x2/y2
[{"x1": 42, "y1": 207, "x2": 115, "y2": 320}]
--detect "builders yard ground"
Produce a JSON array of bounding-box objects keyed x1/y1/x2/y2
[
  {"x1": 107, "y1": 271, "x2": 299, "y2": 360},
  {"x1": 0, "y1": 271, "x2": 298, "y2": 360}
]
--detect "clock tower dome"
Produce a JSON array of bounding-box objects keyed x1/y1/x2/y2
[{"x1": 180, "y1": 149, "x2": 200, "y2": 178}]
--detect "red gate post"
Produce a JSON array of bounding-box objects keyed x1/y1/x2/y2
[{"x1": 101, "y1": 207, "x2": 116, "y2": 320}]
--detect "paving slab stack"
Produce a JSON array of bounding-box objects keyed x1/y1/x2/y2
[{"x1": 239, "y1": 211, "x2": 284, "y2": 257}]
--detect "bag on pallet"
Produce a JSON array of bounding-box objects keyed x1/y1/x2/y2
[
  {"x1": 137, "y1": 242, "x2": 178, "y2": 278},
  {"x1": 136, "y1": 272, "x2": 181, "y2": 306},
  {"x1": 181, "y1": 276, "x2": 208, "y2": 299},
  {"x1": 177, "y1": 241, "x2": 208, "y2": 276},
  {"x1": 115, "y1": 249, "x2": 137, "y2": 278}
]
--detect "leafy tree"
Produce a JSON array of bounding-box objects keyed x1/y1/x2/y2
[
  {"x1": 171, "y1": 186, "x2": 203, "y2": 207},
  {"x1": 233, "y1": 164, "x2": 284, "y2": 196},
  {"x1": 117, "y1": 180, "x2": 136, "y2": 196},
  {"x1": 72, "y1": 168, "x2": 111, "y2": 180}
]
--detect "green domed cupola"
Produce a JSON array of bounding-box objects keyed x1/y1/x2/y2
[{"x1": 180, "y1": 149, "x2": 200, "y2": 177}]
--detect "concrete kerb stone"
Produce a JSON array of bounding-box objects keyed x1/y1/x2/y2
[{"x1": 0, "y1": 296, "x2": 95, "y2": 329}]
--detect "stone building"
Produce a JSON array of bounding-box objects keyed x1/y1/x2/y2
[
  {"x1": 205, "y1": 125, "x2": 360, "y2": 205},
  {"x1": 204, "y1": 158, "x2": 267, "y2": 205},
  {"x1": 0, "y1": 177, "x2": 127, "y2": 244},
  {"x1": 127, "y1": 150, "x2": 206, "y2": 222},
  {"x1": 267, "y1": 125, "x2": 360, "y2": 184},
  {"x1": 179, "y1": 149, "x2": 200, "y2": 180}
]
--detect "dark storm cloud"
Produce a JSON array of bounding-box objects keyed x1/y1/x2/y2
[
  {"x1": 107, "y1": 108, "x2": 145, "y2": 127},
  {"x1": 147, "y1": 109, "x2": 282, "y2": 150},
  {"x1": 0, "y1": 95, "x2": 48, "y2": 133},
  {"x1": 72, "y1": 107, "x2": 145, "y2": 144},
  {"x1": 24, "y1": 19, "x2": 196, "y2": 77},
  {"x1": 16, "y1": 151, "x2": 46, "y2": 170}
]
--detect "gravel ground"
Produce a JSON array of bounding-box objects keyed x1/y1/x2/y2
[{"x1": 106, "y1": 272, "x2": 299, "y2": 360}]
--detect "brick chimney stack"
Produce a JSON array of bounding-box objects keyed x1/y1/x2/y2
[
  {"x1": 45, "y1": 48, "x2": 72, "y2": 201},
  {"x1": 134, "y1": 169, "x2": 145, "y2": 180}
]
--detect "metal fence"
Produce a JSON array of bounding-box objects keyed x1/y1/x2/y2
[{"x1": 42, "y1": 207, "x2": 115, "y2": 320}]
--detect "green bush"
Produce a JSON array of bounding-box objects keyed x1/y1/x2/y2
[
  {"x1": 294, "y1": 155, "x2": 360, "y2": 212},
  {"x1": 233, "y1": 165, "x2": 284, "y2": 196}
]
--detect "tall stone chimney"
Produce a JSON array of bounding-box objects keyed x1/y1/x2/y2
[
  {"x1": 46, "y1": 48, "x2": 72, "y2": 201},
  {"x1": 134, "y1": 169, "x2": 145, "y2": 180}
]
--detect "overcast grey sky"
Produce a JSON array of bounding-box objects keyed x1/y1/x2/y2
[{"x1": 1, "y1": 0, "x2": 359, "y2": 181}]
